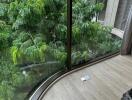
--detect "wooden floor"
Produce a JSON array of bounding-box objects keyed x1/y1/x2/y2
[{"x1": 42, "y1": 55, "x2": 132, "y2": 100}]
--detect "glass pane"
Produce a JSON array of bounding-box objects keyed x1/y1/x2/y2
[
  {"x1": 0, "y1": 0, "x2": 67, "y2": 99},
  {"x1": 72, "y1": 0, "x2": 122, "y2": 65}
]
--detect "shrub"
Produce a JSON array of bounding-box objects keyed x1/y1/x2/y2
[{"x1": 0, "y1": 59, "x2": 24, "y2": 100}]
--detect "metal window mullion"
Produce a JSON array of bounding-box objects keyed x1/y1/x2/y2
[{"x1": 67, "y1": 0, "x2": 72, "y2": 70}]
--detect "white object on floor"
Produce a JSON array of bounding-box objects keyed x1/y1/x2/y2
[{"x1": 81, "y1": 75, "x2": 90, "y2": 81}]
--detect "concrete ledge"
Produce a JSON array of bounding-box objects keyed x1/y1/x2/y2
[{"x1": 111, "y1": 28, "x2": 124, "y2": 39}]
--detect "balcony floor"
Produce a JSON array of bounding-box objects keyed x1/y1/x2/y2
[{"x1": 42, "y1": 55, "x2": 132, "y2": 100}]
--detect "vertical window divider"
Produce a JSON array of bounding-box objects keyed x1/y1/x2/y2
[{"x1": 67, "y1": 0, "x2": 72, "y2": 70}]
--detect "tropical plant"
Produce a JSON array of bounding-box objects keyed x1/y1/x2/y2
[
  {"x1": 8, "y1": 0, "x2": 45, "y2": 30},
  {"x1": 0, "y1": 3, "x2": 9, "y2": 21},
  {"x1": 72, "y1": 0, "x2": 121, "y2": 65},
  {"x1": 10, "y1": 32, "x2": 48, "y2": 65},
  {"x1": 0, "y1": 20, "x2": 11, "y2": 51},
  {"x1": 0, "y1": 59, "x2": 24, "y2": 100}
]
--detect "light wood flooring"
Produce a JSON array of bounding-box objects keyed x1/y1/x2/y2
[{"x1": 42, "y1": 55, "x2": 132, "y2": 100}]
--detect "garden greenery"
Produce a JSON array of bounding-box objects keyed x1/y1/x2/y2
[{"x1": 0, "y1": 0, "x2": 121, "y2": 99}]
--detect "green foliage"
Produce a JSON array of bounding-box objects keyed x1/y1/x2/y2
[
  {"x1": 72, "y1": 51, "x2": 89, "y2": 65},
  {"x1": 0, "y1": 59, "x2": 24, "y2": 100},
  {"x1": 73, "y1": 0, "x2": 103, "y2": 23},
  {"x1": 72, "y1": 0, "x2": 104, "y2": 44},
  {"x1": 0, "y1": 20, "x2": 12, "y2": 51},
  {"x1": 39, "y1": 44, "x2": 47, "y2": 61},
  {"x1": 10, "y1": 46, "x2": 19, "y2": 64},
  {"x1": 48, "y1": 41, "x2": 67, "y2": 63},
  {"x1": 0, "y1": 20, "x2": 7, "y2": 30},
  {"x1": 71, "y1": 0, "x2": 121, "y2": 64},
  {"x1": 8, "y1": 0, "x2": 45, "y2": 30},
  {"x1": 0, "y1": 3, "x2": 9, "y2": 21},
  {"x1": 39, "y1": 0, "x2": 67, "y2": 42},
  {"x1": 0, "y1": 31, "x2": 9, "y2": 51},
  {"x1": 10, "y1": 32, "x2": 48, "y2": 65}
]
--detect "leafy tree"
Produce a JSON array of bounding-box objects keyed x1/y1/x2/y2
[
  {"x1": 8, "y1": 0, "x2": 45, "y2": 30},
  {"x1": 72, "y1": 0, "x2": 121, "y2": 64},
  {"x1": 0, "y1": 20, "x2": 11, "y2": 51},
  {"x1": 0, "y1": 3, "x2": 9, "y2": 21},
  {"x1": 39, "y1": 0, "x2": 67, "y2": 42},
  {"x1": 11, "y1": 32, "x2": 48, "y2": 65},
  {"x1": 0, "y1": 58, "x2": 24, "y2": 100}
]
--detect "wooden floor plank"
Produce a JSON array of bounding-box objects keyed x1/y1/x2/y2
[{"x1": 42, "y1": 55, "x2": 132, "y2": 100}]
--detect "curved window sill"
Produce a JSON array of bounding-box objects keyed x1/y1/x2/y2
[{"x1": 29, "y1": 51, "x2": 120, "y2": 100}]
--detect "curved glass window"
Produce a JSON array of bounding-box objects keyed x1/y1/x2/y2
[
  {"x1": 0, "y1": 0, "x2": 123, "y2": 100},
  {"x1": 0, "y1": 0, "x2": 67, "y2": 99},
  {"x1": 72, "y1": 0, "x2": 121, "y2": 66}
]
